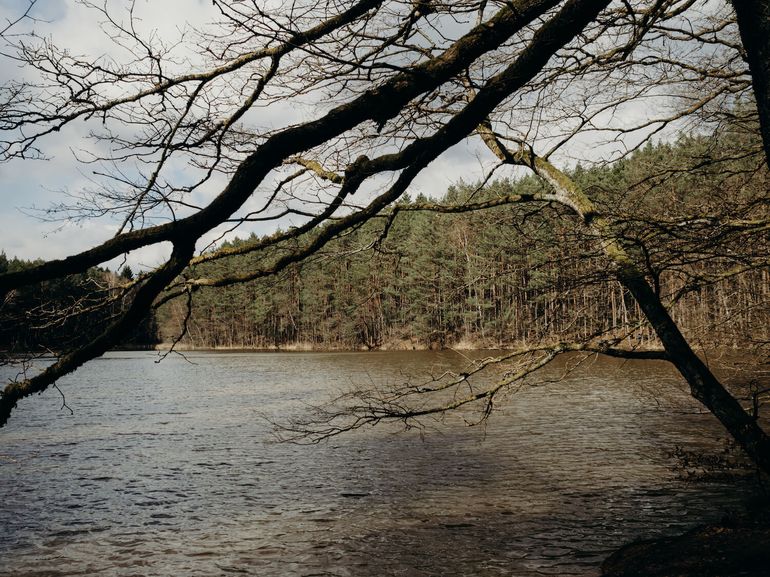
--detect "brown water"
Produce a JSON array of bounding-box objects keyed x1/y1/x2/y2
[{"x1": 0, "y1": 351, "x2": 759, "y2": 576}]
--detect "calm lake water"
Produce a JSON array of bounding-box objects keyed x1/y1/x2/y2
[{"x1": 0, "y1": 351, "x2": 760, "y2": 576}]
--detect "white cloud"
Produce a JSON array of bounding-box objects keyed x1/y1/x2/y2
[{"x1": 411, "y1": 140, "x2": 499, "y2": 198}]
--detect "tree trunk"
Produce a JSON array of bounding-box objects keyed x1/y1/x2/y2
[
  {"x1": 478, "y1": 123, "x2": 770, "y2": 473},
  {"x1": 620, "y1": 272, "x2": 770, "y2": 473},
  {"x1": 732, "y1": 0, "x2": 770, "y2": 167}
]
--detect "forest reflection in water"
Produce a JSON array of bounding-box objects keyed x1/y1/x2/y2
[{"x1": 0, "y1": 350, "x2": 761, "y2": 576}]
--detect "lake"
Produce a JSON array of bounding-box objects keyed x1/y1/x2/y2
[{"x1": 0, "y1": 351, "x2": 759, "y2": 576}]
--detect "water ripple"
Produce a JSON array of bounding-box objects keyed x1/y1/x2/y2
[{"x1": 0, "y1": 351, "x2": 760, "y2": 576}]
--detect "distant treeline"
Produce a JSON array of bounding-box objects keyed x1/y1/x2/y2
[
  {"x1": 0, "y1": 257, "x2": 156, "y2": 352},
  {"x1": 158, "y1": 130, "x2": 770, "y2": 350},
  {"x1": 2, "y1": 128, "x2": 768, "y2": 353}
]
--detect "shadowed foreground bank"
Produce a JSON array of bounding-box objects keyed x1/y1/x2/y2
[{"x1": 602, "y1": 514, "x2": 770, "y2": 577}]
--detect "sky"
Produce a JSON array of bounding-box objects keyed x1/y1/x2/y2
[
  {"x1": 0, "y1": 0, "x2": 209, "y2": 270},
  {"x1": 0, "y1": 0, "x2": 695, "y2": 274},
  {"x1": 0, "y1": 0, "x2": 509, "y2": 272}
]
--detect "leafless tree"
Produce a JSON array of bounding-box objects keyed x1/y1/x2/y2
[{"x1": 0, "y1": 0, "x2": 769, "y2": 472}]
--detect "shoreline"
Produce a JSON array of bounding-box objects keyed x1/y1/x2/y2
[
  {"x1": 6, "y1": 339, "x2": 750, "y2": 355},
  {"x1": 148, "y1": 338, "x2": 673, "y2": 354}
]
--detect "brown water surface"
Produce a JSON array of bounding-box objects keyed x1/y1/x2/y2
[{"x1": 0, "y1": 351, "x2": 759, "y2": 576}]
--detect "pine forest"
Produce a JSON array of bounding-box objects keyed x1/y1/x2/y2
[{"x1": 153, "y1": 127, "x2": 770, "y2": 352}]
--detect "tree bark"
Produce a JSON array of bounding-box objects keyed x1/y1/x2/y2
[{"x1": 732, "y1": 0, "x2": 770, "y2": 167}]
